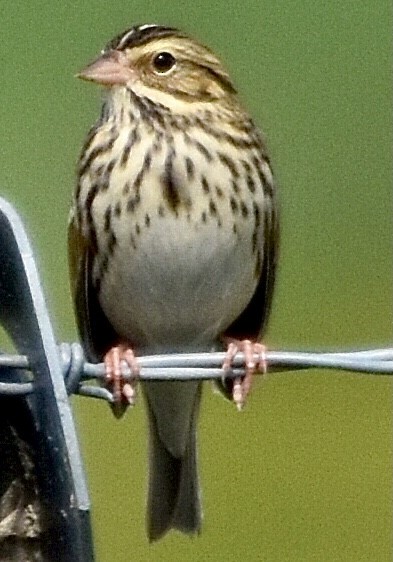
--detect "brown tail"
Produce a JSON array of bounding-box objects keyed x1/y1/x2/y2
[{"x1": 145, "y1": 385, "x2": 202, "y2": 541}]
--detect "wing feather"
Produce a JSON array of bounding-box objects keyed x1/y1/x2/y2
[{"x1": 68, "y1": 218, "x2": 118, "y2": 362}]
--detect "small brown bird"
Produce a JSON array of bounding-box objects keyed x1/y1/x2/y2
[{"x1": 68, "y1": 24, "x2": 278, "y2": 541}]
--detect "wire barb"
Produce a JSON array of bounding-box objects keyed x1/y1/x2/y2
[{"x1": 0, "y1": 344, "x2": 392, "y2": 402}]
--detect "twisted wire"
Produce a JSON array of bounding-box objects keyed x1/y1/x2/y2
[{"x1": 0, "y1": 344, "x2": 392, "y2": 403}]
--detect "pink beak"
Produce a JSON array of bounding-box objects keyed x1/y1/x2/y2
[{"x1": 77, "y1": 50, "x2": 134, "y2": 86}]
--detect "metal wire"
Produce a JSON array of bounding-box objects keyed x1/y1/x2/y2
[{"x1": 0, "y1": 343, "x2": 392, "y2": 403}]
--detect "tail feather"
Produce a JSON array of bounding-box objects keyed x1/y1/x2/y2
[
  {"x1": 145, "y1": 384, "x2": 202, "y2": 541},
  {"x1": 172, "y1": 419, "x2": 201, "y2": 535}
]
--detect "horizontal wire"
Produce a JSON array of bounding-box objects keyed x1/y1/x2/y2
[{"x1": 0, "y1": 344, "x2": 392, "y2": 401}]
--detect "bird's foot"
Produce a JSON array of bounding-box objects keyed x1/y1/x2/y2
[
  {"x1": 104, "y1": 344, "x2": 140, "y2": 416},
  {"x1": 222, "y1": 340, "x2": 267, "y2": 411}
]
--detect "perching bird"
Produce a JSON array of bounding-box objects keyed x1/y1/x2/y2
[{"x1": 68, "y1": 24, "x2": 279, "y2": 541}]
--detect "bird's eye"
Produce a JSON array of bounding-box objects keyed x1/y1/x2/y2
[{"x1": 152, "y1": 52, "x2": 176, "y2": 74}]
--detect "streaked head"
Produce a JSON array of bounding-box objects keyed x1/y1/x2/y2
[{"x1": 77, "y1": 24, "x2": 236, "y2": 105}]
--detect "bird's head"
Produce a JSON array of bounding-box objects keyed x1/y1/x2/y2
[{"x1": 77, "y1": 24, "x2": 237, "y2": 109}]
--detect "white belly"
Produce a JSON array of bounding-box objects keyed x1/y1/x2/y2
[{"x1": 98, "y1": 207, "x2": 258, "y2": 350}]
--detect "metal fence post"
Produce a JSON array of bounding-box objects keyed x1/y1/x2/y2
[{"x1": 0, "y1": 198, "x2": 94, "y2": 561}]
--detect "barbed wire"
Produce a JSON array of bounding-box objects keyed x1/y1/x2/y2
[{"x1": 0, "y1": 343, "x2": 392, "y2": 403}]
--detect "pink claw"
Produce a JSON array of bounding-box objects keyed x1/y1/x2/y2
[
  {"x1": 104, "y1": 345, "x2": 140, "y2": 408},
  {"x1": 222, "y1": 340, "x2": 267, "y2": 410}
]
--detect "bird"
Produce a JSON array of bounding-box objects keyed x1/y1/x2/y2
[{"x1": 68, "y1": 23, "x2": 279, "y2": 542}]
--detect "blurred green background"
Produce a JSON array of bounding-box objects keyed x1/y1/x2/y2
[{"x1": 1, "y1": 2, "x2": 392, "y2": 561}]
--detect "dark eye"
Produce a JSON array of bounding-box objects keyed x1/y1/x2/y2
[{"x1": 152, "y1": 52, "x2": 176, "y2": 73}]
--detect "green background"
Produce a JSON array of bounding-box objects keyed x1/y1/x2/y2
[{"x1": 1, "y1": 2, "x2": 392, "y2": 561}]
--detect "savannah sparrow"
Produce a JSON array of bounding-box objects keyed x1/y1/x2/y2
[{"x1": 69, "y1": 24, "x2": 279, "y2": 541}]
